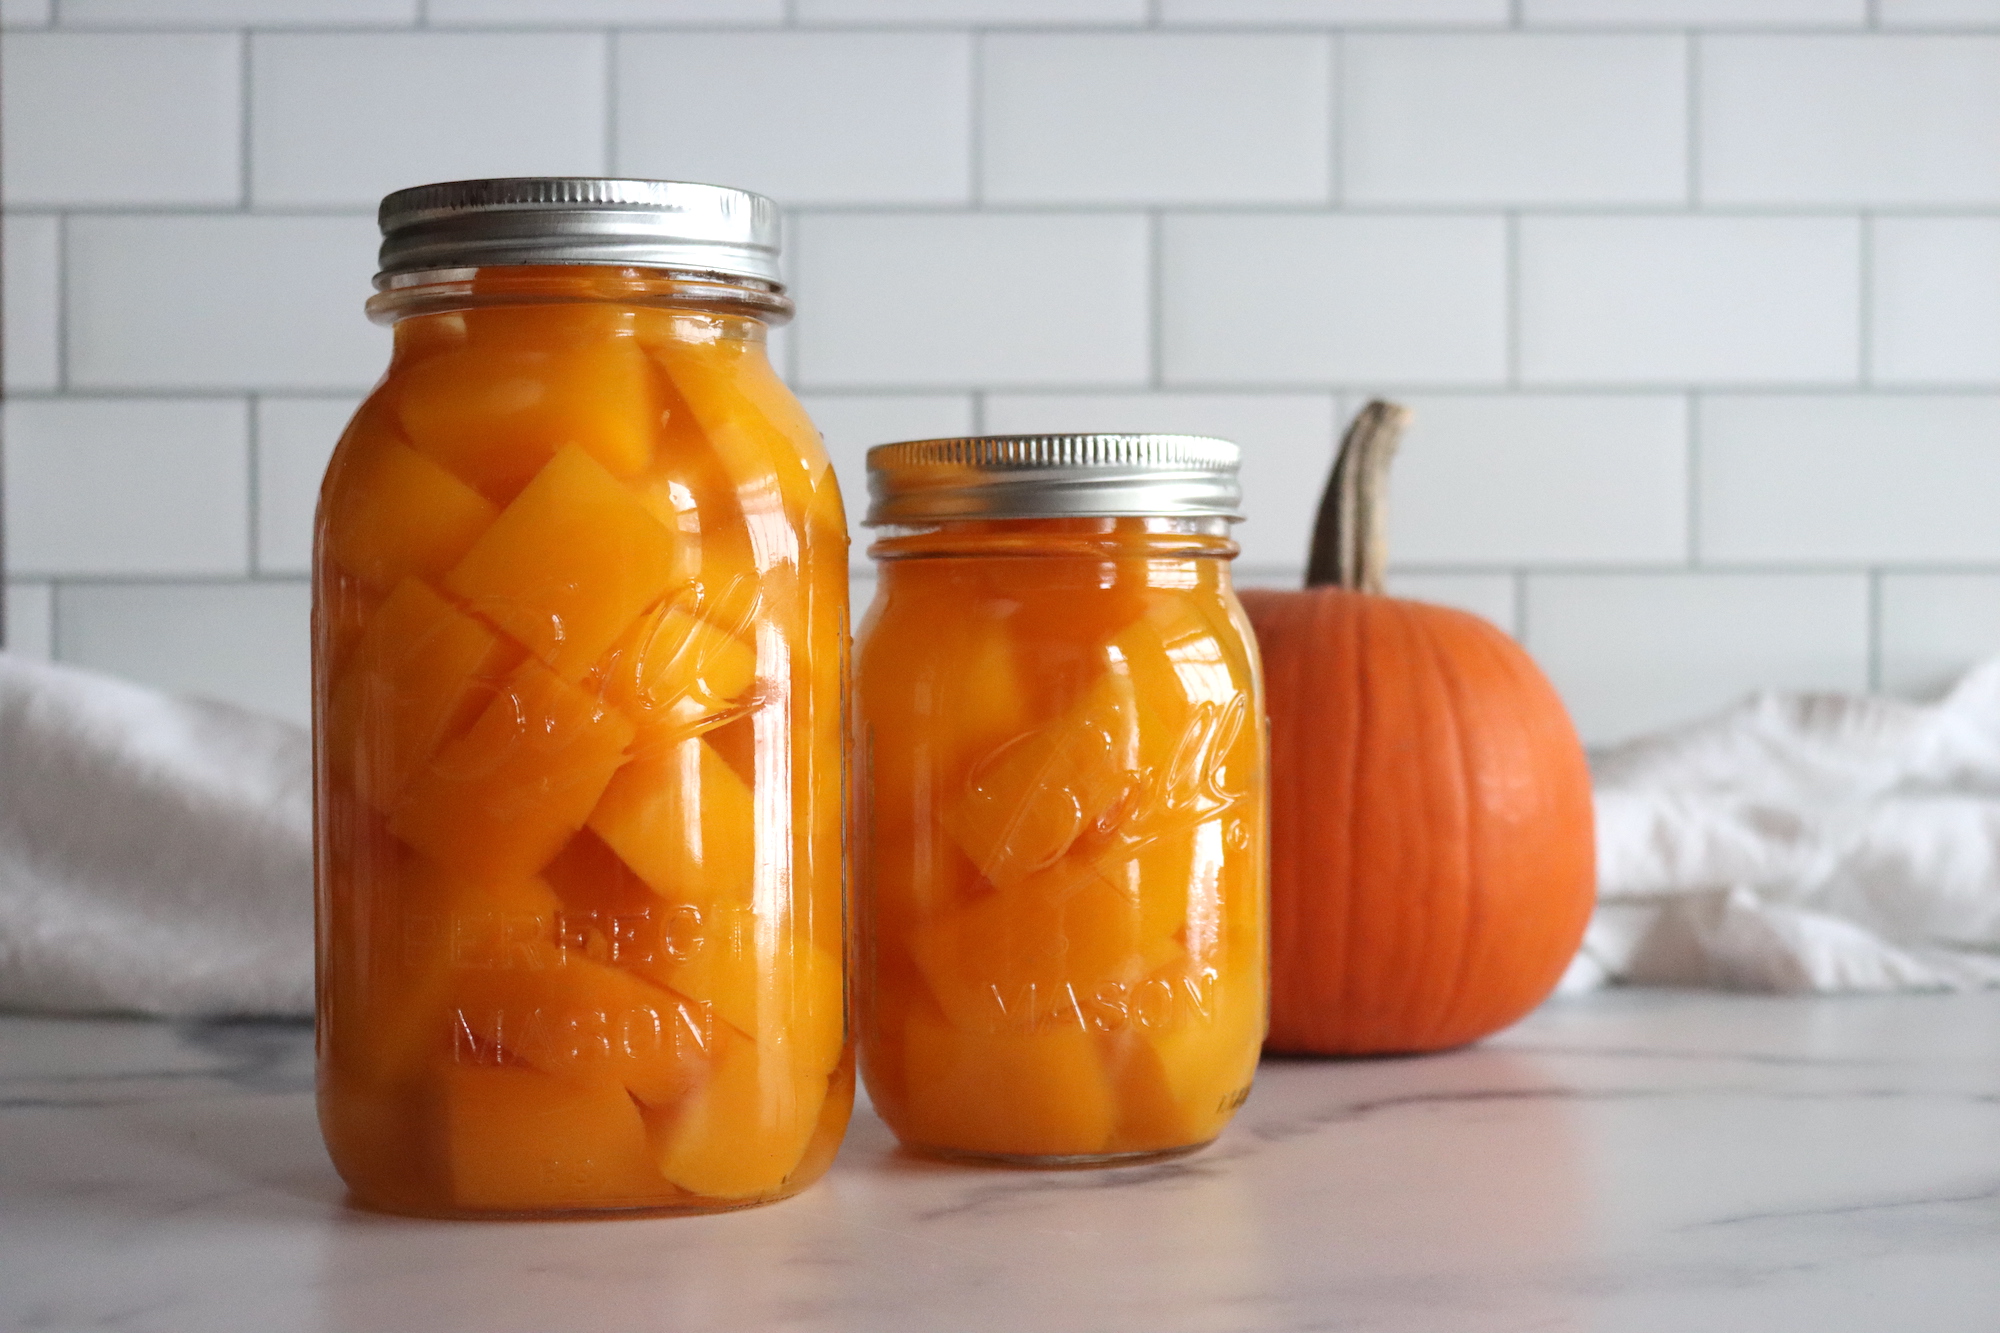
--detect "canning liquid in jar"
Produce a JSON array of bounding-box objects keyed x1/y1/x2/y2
[
  {"x1": 855, "y1": 437, "x2": 1268, "y2": 1164},
  {"x1": 313, "y1": 180, "x2": 849, "y2": 1217}
]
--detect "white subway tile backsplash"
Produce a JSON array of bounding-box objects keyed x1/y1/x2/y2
[
  {"x1": 256, "y1": 397, "x2": 360, "y2": 576},
  {"x1": 792, "y1": 213, "x2": 1150, "y2": 389},
  {"x1": 1879, "y1": 0, "x2": 2000, "y2": 23},
  {"x1": 66, "y1": 214, "x2": 388, "y2": 392},
  {"x1": 981, "y1": 393, "x2": 1341, "y2": 570},
  {"x1": 1, "y1": 33, "x2": 240, "y2": 207},
  {"x1": 1871, "y1": 218, "x2": 2000, "y2": 385},
  {"x1": 6, "y1": 7, "x2": 2000, "y2": 742},
  {"x1": 616, "y1": 33, "x2": 969, "y2": 206},
  {"x1": 3, "y1": 214, "x2": 59, "y2": 393},
  {"x1": 55, "y1": 581, "x2": 312, "y2": 726},
  {"x1": 794, "y1": 392, "x2": 977, "y2": 552},
  {"x1": 981, "y1": 34, "x2": 1331, "y2": 206},
  {"x1": 5, "y1": 584, "x2": 54, "y2": 661},
  {"x1": 1387, "y1": 395, "x2": 1688, "y2": 564},
  {"x1": 431, "y1": 0, "x2": 777, "y2": 21},
  {"x1": 1879, "y1": 575, "x2": 2000, "y2": 700},
  {"x1": 1519, "y1": 216, "x2": 1860, "y2": 385},
  {"x1": 1381, "y1": 572, "x2": 1520, "y2": 634},
  {"x1": 1162, "y1": 214, "x2": 1508, "y2": 387},
  {"x1": 1342, "y1": 36, "x2": 1685, "y2": 206},
  {"x1": 58, "y1": 0, "x2": 416, "y2": 23},
  {"x1": 1701, "y1": 36, "x2": 2000, "y2": 206},
  {"x1": 799, "y1": 0, "x2": 1145, "y2": 21},
  {"x1": 1162, "y1": 0, "x2": 1508, "y2": 22},
  {"x1": 1698, "y1": 395, "x2": 2000, "y2": 564},
  {"x1": 251, "y1": 33, "x2": 605, "y2": 210},
  {"x1": 1524, "y1": 0, "x2": 1864, "y2": 23},
  {"x1": 3, "y1": 399, "x2": 249, "y2": 578},
  {"x1": 1525, "y1": 573, "x2": 1870, "y2": 744}
]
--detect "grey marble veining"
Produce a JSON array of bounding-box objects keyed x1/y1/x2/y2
[{"x1": 3, "y1": 991, "x2": 1998, "y2": 1333}]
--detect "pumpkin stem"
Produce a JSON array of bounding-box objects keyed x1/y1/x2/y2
[{"x1": 1305, "y1": 399, "x2": 1413, "y2": 593}]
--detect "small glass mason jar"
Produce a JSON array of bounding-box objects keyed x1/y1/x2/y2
[
  {"x1": 854, "y1": 435, "x2": 1268, "y2": 1164},
  {"x1": 313, "y1": 179, "x2": 849, "y2": 1217}
]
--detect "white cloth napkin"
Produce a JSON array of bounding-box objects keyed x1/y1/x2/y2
[
  {"x1": 8, "y1": 647, "x2": 2000, "y2": 1017},
  {"x1": 0, "y1": 652, "x2": 313, "y2": 1017},
  {"x1": 1566, "y1": 660, "x2": 2000, "y2": 994}
]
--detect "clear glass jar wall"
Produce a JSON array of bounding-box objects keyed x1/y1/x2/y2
[
  {"x1": 313, "y1": 262, "x2": 849, "y2": 1216},
  {"x1": 856, "y1": 515, "x2": 1268, "y2": 1163}
]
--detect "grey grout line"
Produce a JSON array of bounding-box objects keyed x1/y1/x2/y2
[
  {"x1": 1512, "y1": 569, "x2": 1529, "y2": 642},
  {"x1": 970, "y1": 390, "x2": 987, "y2": 434},
  {"x1": 415, "y1": 0, "x2": 429, "y2": 28}
]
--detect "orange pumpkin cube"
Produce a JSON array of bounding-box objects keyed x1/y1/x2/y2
[
  {"x1": 322, "y1": 435, "x2": 499, "y2": 593},
  {"x1": 442, "y1": 1066, "x2": 664, "y2": 1211},
  {"x1": 646, "y1": 1023, "x2": 826, "y2": 1200},
  {"x1": 325, "y1": 577, "x2": 517, "y2": 813},
  {"x1": 397, "y1": 331, "x2": 659, "y2": 501},
  {"x1": 900, "y1": 1009, "x2": 1115, "y2": 1159},
  {"x1": 587, "y1": 736, "x2": 753, "y2": 910},
  {"x1": 444, "y1": 444, "x2": 689, "y2": 681}
]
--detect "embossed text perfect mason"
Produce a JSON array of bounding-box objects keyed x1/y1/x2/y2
[
  {"x1": 312, "y1": 179, "x2": 849, "y2": 1218},
  {"x1": 855, "y1": 435, "x2": 1270, "y2": 1164}
]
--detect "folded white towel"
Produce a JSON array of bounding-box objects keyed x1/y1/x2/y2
[
  {"x1": 7, "y1": 646, "x2": 2000, "y2": 1018},
  {"x1": 0, "y1": 652, "x2": 313, "y2": 1017},
  {"x1": 1567, "y1": 660, "x2": 2000, "y2": 994}
]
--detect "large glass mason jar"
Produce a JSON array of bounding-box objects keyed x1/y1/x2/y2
[
  {"x1": 313, "y1": 179, "x2": 849, "y2": 1217},
  {"x1": 855, "y1": 436, "x2": 1267, "y2": 1164}
]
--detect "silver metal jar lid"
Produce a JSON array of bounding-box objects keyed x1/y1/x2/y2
[
  {"x1": 865, "y1": 434, "x2": 1243, "y2": 526},
  {"x1": 374, "y1": 178, "x2": 783, "y2": 287}
]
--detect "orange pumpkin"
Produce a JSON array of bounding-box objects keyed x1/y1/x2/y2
[{"x1": 1239, "y1": 402, "x2": 1595, "y2": 1055}]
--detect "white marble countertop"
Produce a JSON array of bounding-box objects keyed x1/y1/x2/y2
[{"x1": 4, "y1": 989, "x2": 1998, "y2": 1332}]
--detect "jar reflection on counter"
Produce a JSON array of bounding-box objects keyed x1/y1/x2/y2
[
  {"x1": 313, "y1": 179, "x2": 849, "y2": 1218},
  {"x1": 854, "y1": 437, "x2": 1269, "y2": 1164}
]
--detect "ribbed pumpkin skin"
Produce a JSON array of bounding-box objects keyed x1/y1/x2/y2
[{"x1": 1240, "y1": 586, "x2": 1595, "y2": 1055}]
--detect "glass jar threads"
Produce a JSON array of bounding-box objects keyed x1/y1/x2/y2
[
  {"x1": 313, "y1": 179, "x2": 849, "y2": 1217},
  {"x1": 854, "y1": 435, "x2": 1268, "y2": 1164}
]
